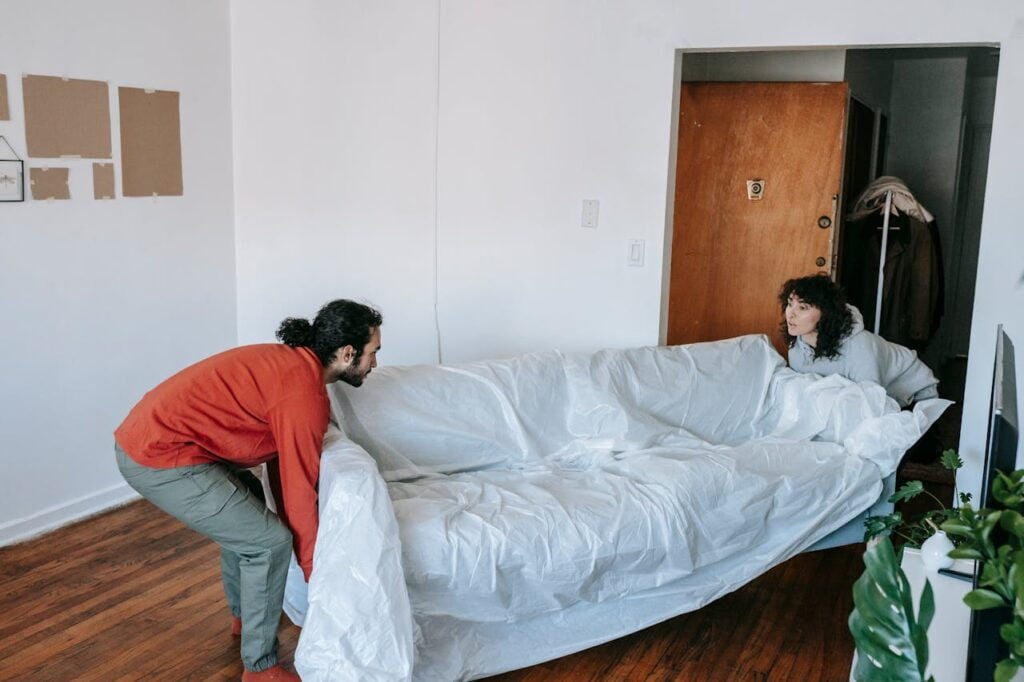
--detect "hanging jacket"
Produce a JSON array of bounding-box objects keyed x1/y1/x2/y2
[
  {"x1": 851, "y1": 214, "x2": 944, "y2": 348},
  {"x1": 847, "y1": 176, "x2": 935, "y2": 224}
]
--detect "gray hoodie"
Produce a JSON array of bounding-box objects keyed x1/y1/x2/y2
[{"x1": 787, "y1": 305, "x2": 939, "y2": 407}]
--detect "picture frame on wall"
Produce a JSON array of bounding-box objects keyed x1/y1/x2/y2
[{"x1": 0, "y1": 159, "x2": 24, "y2": 202}]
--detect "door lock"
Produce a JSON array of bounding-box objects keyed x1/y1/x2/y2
[
  {"x1": 817, "y1": 216, "x2": 832, "y2": 229},
  {"x1": 815, "y1": 257, "x2": 827, "y2": 267}
]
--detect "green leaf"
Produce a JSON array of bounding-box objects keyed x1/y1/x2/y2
[
  {"x1": 995, "y1": 658, "x2": 1020, "y2": 682},
  {"x1": 909, "y1": 621, "x2": 931, "y2": 680},
  {"x1": 982, "y1": 561, "x2": 1004, "y2": 588},
  {"x1": 958, "y1": 503, "x2": 978, "y2": 525},
  {"x1": 890, "y1": 480, "x2": 926, "y2": 504},
  {"x1": 918, "y1": 579, "x2": 935, "y2": 634},
  {"x1": 960, "y1": 492, "x2": 974, "y2": 505},
  {"x1": 1003, "y1": 511, "x2": 1024, "y2": 540},
  {"x1": 982, "y1": 511, "x2": 1005, "y2": 551},
  {"x1": 1014, "y1": 555, "x2": 1024, "y2": 599},
  {"x1": 864, "y1": 513, "x2": 902, "y2": 541},
  {"x1": 949, "y1": 547, "x2": 984, "y2": 560},
  {"x1": 849, "y1": 537, "x2": 932, "y2": 681},
  {"x1": 995, "y1": 472, "x2": 1024, "y2": 507},
  {"x1": 941, "y1": 449, "x2": 964, "y2": 471},
  {"x1": 965, "y1": 588, "x2": 1007, "y2": 610},
  {"x1": 1006, "y1": 623, "x2": 1024, "y2": 658},
  {"x1": 937, "y1": 518, "x2": 970, "y2": 540},
  {"x1": 1001, "y1": 621, "x2": 1024, "y2": 648}
]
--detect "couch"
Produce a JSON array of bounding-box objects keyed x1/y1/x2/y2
[{"x1": 282, "y1": 334, "x2": 948, "y2": 680}]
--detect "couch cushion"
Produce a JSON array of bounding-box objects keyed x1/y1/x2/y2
[
  {"x1": 331, "y1": 335, "x2": 784, "y2": 479},
  {"x1": 561, "y1": 334, "x2": 783, "y2": 449},
  {"x1": 329, "y1": 350, "x2": 572, "y2": 479},
  {"x1": 388, "y1": 437, "x2": 877, "y2": 623}
]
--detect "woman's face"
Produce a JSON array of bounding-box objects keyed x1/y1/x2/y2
[{"x1": 785, "y1": 294, "x2": 822, "y2": 339}]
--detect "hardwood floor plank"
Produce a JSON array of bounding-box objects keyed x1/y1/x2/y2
[
  {"x1": 7, "y1": 556, "x2": 218, "y2": 673},
  {"x1": 0, "y1": 500, "x2": 863, "y2": 681},
  {"x1": 0, "y1": 513, "x2": 193, "y2": 616},
  {"x1": 0, "y1": 532, "x2": 214, "y2": 658}
]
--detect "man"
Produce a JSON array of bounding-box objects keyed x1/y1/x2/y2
[{"x1": 115, "y1": 299, "x2": 382, "y2": 681}]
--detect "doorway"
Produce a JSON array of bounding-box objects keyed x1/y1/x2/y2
[{"x1": 664, "y1": 45, "x2": 1000, "y2": 488}]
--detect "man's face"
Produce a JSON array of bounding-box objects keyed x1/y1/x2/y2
[{"x1": 337, "y1": 326, "x2": 381, "y2": 387}]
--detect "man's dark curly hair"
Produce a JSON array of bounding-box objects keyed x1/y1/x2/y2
[
  {"x1": 778, "y1": 275, "x2": 853, "y2": 360},
  {"x1": 276, "y1": 299, "x2": 383, "y2": 366}
]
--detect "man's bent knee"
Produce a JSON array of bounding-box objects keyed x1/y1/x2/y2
[{"x1": 265, "y1": 522, "x2": 293, "y2": 558}]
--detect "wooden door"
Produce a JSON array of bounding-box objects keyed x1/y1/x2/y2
[{"x1": 667, "y1": 82, "x2": 848, "y2": 353}]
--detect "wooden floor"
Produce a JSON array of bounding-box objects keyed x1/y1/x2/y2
[{"x1": 0, "y1": 500, "x2": 863, "y2": 681}]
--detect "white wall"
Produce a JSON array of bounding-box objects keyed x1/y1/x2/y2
[
  {"x1": 435, "y1": 2, "x2": 675, "y2": 360},
  {"x1": 0, "y1": 0, "x2": 237, "y2": 543},
  {"x1": 230, "y1": 2, "x2": 442, "y2": 364},
  {"x1": 231, "y1": 0, "x2": 1024, "y2": 500}
]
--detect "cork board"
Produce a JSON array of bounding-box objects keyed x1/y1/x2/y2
[
  {"x1": 93, "y1": 162, "x2": 115, "y2": 199},
  {"x1": 30, "y1": 167, "x2": 70, "y2": 200},
  {"x1": 118, "y1": 87, "x2": 182, "y2": 197},
  {"x1": 23, "y1": 75, "x2": 112, "y2": 158},
  {"x1": 0, "y1": 74, "x2": 9, "y2": 121}
]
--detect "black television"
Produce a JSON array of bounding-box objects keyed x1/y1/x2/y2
[{"x1": 966, "y1": 326, "x2": 1018, "y2": 682}]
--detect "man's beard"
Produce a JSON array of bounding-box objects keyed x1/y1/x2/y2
[{"x1": 337, "y1": 364, "x2": 368, "y2": 387}]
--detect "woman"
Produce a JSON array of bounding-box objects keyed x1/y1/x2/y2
[{"x1": 779, "y1": 274, "x2": 939, "y2": 406}]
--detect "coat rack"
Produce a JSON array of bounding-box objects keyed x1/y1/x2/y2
[{"x1": 872, "y1": 190, "x2": 894, "y2": 335}]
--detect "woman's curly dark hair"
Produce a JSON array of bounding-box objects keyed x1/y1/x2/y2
[
  {"x1": 778, "y1": 275, "x2": 853, "y2": 360},
  {"x1": 276, "y1": 299, "x2": 383, "y2": 366}
]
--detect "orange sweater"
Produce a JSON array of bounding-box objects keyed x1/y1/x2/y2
[{"x1": 115, "y1": 344, "x2": 329, "y2": 580}]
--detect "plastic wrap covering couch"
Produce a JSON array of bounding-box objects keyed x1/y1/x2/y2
[{"x1": 282, "y1": 334, "x2": 948, "y2": 681}]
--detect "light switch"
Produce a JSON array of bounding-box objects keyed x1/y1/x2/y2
[
  {"x1": 627, "y1": 239, "x2": 645, "y2": 267},
  {"x1": 582, "y1": 199, "x2": 599, "y2": 228}
]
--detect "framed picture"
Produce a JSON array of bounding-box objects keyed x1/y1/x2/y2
[{"x1": 0, "y1": 159, "x2": 24, "y2": 202}]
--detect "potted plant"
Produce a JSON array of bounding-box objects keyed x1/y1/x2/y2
[
  {"x1": 849, "y1": 535, "x2": 935, "y2": 682},
  {"x1": 863, "y1": 449, "x2": 969, "y2": 552},
  {"x1": 850, "y1": 461, "x2": 1024, "y2": 682},
  {"x1": 941, "y1": 468, "x2": 1024, "y2": 682}
]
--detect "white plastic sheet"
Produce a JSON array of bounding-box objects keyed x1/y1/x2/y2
[{"x1": 284, "y1": 335, "x2": 948, "y2": 681}]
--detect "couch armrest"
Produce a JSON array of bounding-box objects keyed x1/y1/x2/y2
[
  {"x1": 294, "y1": 425, "x2": 416, "y2": 682},
  {"x1": 804, "y1": 471, "x2": 897, "y2": 552},
  {"x1": 867, "y1": 470, "x2": 897, "y2": 518}
]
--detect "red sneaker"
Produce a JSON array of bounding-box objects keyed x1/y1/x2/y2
[{"x1": 241, "y1": 664, "x2": 300, "y2": 681}]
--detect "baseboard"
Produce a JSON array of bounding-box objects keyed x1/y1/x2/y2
[{"x1": 0, "y1": 482, "x2": 141, "y2": 547}]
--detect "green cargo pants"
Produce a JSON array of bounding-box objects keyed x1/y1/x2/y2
[{"x1": 115, "y1": 443, "x2": 292, "y2": 673}]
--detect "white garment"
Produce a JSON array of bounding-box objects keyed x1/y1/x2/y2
[
  {"x1": 788, "y1": 305, "x2": 939, "y2": 407},
  {"x1": 847, "y1": 176, "x2": 935, "y2": 224},
  {"x1": 284, "y1": 335, "x2": 950, "y2": 681}
]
